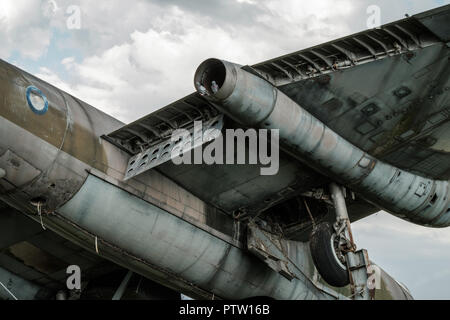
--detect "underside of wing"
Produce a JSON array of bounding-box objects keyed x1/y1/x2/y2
[
  {"x1": 252, "y1": 5, "x2": 450, "y2": 180},
  {"x1": 102, "y1": 5, "x2": 450, "y2": 237}
]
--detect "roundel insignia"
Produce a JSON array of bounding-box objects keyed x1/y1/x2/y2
[{"x1": 26, "y1": 86, "x2": 49, "y2": 115}]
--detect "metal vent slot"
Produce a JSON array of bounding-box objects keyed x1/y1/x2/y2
[{"x1": 124, "y1": 114, "x2": 224, "y2": 180}]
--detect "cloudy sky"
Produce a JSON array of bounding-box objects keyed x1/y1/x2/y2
[{"x1": 1, "y1": 0, "x2": 449, "y2": 299}]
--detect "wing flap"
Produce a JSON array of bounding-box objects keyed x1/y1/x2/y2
[
  {"x1": 102, "y1": 93, "x2": 218, "y2": 155},
  {"x1": 252, "y1": 11, "x2": 441, "y2": 87}
]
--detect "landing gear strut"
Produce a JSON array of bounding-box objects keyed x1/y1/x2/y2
[{"x1": 310, "y1": 183, "x2": 372, "y2": 299}]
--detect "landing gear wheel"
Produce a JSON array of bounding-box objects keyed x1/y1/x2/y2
[{"x1": 310, "y1": 222, "x2": 350, "y2": 287}]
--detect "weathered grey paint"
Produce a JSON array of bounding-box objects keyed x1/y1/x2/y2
[
  {"x1": 58, "y1": 174, "x2": 334, "y2": 300},
  {"x1": 195, "y1": 59, "x2": 450, "y2": 227},
  {"x1": 0, "y1": 58, "x2": 414, "y2": 300}
]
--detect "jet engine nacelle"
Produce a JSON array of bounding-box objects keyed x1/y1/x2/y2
[{"x1": 194, "y1": 58, "x2": 450, "y2": 228}]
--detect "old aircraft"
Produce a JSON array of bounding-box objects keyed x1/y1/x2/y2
[{"x1": 0, "y1": 4, "x2": 449, "y2": 300}]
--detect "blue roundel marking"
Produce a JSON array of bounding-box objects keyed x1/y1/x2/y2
[{"x1": 26, "y1": 86, "x2": 48, "y2": 115}]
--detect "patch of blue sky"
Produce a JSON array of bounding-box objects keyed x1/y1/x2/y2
[{"x1": 7, "y1": 29, "x2": 83, "y2": 82}]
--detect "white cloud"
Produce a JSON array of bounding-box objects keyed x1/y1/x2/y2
[
  {"x1": 19, "y1": 0, "x2": 362, "y2": 122},
  {"x1": 0, "y1": 0, "x2": 53, "y2": 60}
]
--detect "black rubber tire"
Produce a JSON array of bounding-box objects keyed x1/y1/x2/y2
[{"x1": 309, "y1": 222, "x2": 350, "y2": 287}]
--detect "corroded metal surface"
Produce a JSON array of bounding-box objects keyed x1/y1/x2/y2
[
  {"x1": 279, "y1": 44, "x2": 450, "y2": 180},
  {"x1": 195, "y1": 58, "x2": 450, "y2": 227},
  {"x1": 0, "y1": 266, "x2": 43, "y2": 300},
  {"x1": 103, "y1": 93, "x2": 219, "y2": 155},
  {"x1": 124, "y1": 114, "x2": 224, "y2": 180},
  {"x1": 0, "y1": 59, "x2": 233, "y2": 240}
]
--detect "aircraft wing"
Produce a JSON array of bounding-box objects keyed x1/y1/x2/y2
[
  {"x1": 252, "y1": 5, "x2": 450, "y2": 180},
  {"x1": 103, "y1": 5, "x2": 450, "y2": 231}
]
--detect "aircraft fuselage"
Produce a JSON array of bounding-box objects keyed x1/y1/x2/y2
[{"x1": 0, "y1": 59, "x2": 411, "y2": 300}]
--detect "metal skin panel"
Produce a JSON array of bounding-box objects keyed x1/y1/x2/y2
[
  {"x1": 251, "y1": 10, "x2": 440, "y2": 87},
  {"x1": 103, "y1": 93, "x2": 218, "y2": 155},
  {"x1": 0, "y1": 59, "x2": 113, "y2": 212},
  {"x1": 195, "y1": 59, "x2": 450, "y2": 227},
  {"x1": 100, "y1": 5, "x2": 450, "y2": 217}
]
